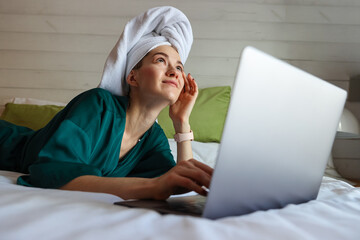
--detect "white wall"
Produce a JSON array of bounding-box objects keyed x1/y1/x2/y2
[{"x1": 0, "y1": 0, "x2": 360, "y2": 119}]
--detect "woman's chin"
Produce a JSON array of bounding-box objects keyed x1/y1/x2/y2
[{"x1": 163, "y1": 93, "x2": 179, "y2": 105}]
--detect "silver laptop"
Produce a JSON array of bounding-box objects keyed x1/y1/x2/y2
[{"x1": 115, "y1": 46, "x2": 347, "y2": 219}]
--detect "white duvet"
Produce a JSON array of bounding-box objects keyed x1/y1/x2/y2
[{"x1": 1, "y1": 140, "x2": 360, "y2": 240}]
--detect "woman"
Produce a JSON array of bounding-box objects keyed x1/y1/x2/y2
[{"x1": 0, "y1": 7, "x2": 212, "y2": 200}]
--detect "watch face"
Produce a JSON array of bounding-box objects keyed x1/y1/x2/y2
[{"x1": 174, "y1": 135, "x2": 180, "y2": 142}]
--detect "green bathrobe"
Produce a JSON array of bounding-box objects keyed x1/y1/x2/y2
[{"x1": 0, "y1": 88, "x2": 175, "y2": 188}]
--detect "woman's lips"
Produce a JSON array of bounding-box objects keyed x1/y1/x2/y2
[{"x1": 162, "y1": 80, "x2": 178, "y2": 88}]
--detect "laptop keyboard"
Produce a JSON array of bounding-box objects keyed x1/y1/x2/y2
[{"x1": 167, "y1": 195, "x2": 207, "y2": 215}]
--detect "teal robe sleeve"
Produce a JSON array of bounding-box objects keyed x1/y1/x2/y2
[
  {"x1": 17, "y1": 120, "x2": 102, "y2": 188},
  {"x1": 17, "y1": 88, "x2": 126, "y2": 188}
]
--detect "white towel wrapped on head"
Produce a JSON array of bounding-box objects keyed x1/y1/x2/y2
[{"x1": 99, "y1": 6, "x2": 193, "y2": 96}]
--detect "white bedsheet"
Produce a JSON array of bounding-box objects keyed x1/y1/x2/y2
[{"x1": 1, "y1": 141, "x2": 360, "y2": 239}]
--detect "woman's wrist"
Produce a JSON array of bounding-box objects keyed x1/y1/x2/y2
[
  {"x1": 150, "y1": 177, "x2": 170, "y2": 200},
  {"x1": 173, "y1": 121, "x2": 191, "y2": 133}
]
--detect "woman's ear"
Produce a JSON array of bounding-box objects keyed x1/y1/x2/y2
[{"x1": 126, "y1": 70, "x2": 139, "y2": 87}]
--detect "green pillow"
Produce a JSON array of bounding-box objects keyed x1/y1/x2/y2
[
  {"x1": 0, "y1": 103, "x2": 64, "y2": 130},
  {"x1": 157, "y1": 86, "x2": 231, "y2": 142}
]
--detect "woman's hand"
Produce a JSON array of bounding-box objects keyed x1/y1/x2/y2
[
  {"x1": 169, "y1": 73, "x2": 198, "y2": 129},
  {"x1": 152, "y1": 159, "x2": 213, "y2": 200}
]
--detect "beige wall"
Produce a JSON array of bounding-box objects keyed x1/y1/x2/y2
[{"x1": 1, "y1": 0, "x2": 360, "y2": 119}]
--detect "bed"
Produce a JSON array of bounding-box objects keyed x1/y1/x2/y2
[{"x1": 1, "y1": 90, "x2": 360, "y2": 239}]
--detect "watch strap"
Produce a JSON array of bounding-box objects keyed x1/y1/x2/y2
[{"x1": 174, "y1": 130, "x2": 194, "y2": 142}]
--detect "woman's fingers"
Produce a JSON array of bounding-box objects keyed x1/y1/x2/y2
[
  {"x1": 154, "y1": 159, "x2": 214, "y2": 199},
  {"x1": 187, "y1": 159, "x2": 213, "y2": 176},
  {"x1": 176, "y1": 167, "x2": 211, "y2": 189},
  {"x1": 184, "y1": 72, "x2": 190, "y2": 93},
  {"x1": 187, "y1": 73, "x2": 197, "y2": 95},
  {"x1": 153, "y1": 164, "x2": 211, "y2": 199},
  {"x1": 173, "y1": 174, "x2": 209, "y2": 196},
  {"x1": 182, "y1": 73, "x2": 198, "y2": 96},
  {"x1": 175, "y1": 160, "x2": 212, "y2": 189}
]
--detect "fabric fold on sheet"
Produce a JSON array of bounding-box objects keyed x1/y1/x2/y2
[{"x1": 99, "y1": 6, "x2": 193, "y2": 96}]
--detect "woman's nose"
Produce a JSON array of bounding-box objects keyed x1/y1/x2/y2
[{"x1": 166, "y1": 66, "x2": 178, "y2": 78}]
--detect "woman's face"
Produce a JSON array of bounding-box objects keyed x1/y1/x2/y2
[{"x1": 129, "y1": 45, "x2": 185, "y2": 105}]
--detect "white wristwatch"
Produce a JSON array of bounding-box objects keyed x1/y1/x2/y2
[{"x1": 174, "y1": 130, "x2": 194, "y2": 143}]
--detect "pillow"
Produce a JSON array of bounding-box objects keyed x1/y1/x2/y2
[
  {"x1": 157, "y1": 86, "x2": 231, "y2": 142},
  {"x1": 0, "y1": 98, "x2": 14, "y2": 116},
  {"x1": 11, "y1": 97, "x2": 66, "y2": 106},
  {"x1": 0, "y1": 103, "x2": 64, "y2": 130},
  {"x1": 0, "y1": 97, "x2": 66, "y2": 117}
]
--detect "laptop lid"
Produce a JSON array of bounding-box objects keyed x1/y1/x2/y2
[{"x1": 202, "y1": 46, "x2": 347, "y2": 219}]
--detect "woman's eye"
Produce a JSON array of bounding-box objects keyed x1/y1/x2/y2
[
  {"x1": 156, "y1": 58, "x2": 165, "y2": 63},
  {"x1": 176, "y1": 66, "x2": 183, "y2": 71}
]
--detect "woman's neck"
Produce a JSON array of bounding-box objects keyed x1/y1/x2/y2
[{"x1": 124, "y1": 96, "x2": 168, "y2": 140}]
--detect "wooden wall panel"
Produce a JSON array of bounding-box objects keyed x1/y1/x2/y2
[
  {"x1": 3, "y1": 32, "x2": 360, "y2": 64},
  {"x1": 0, "y1": 0, "x2": 359, "y2": 120}
]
